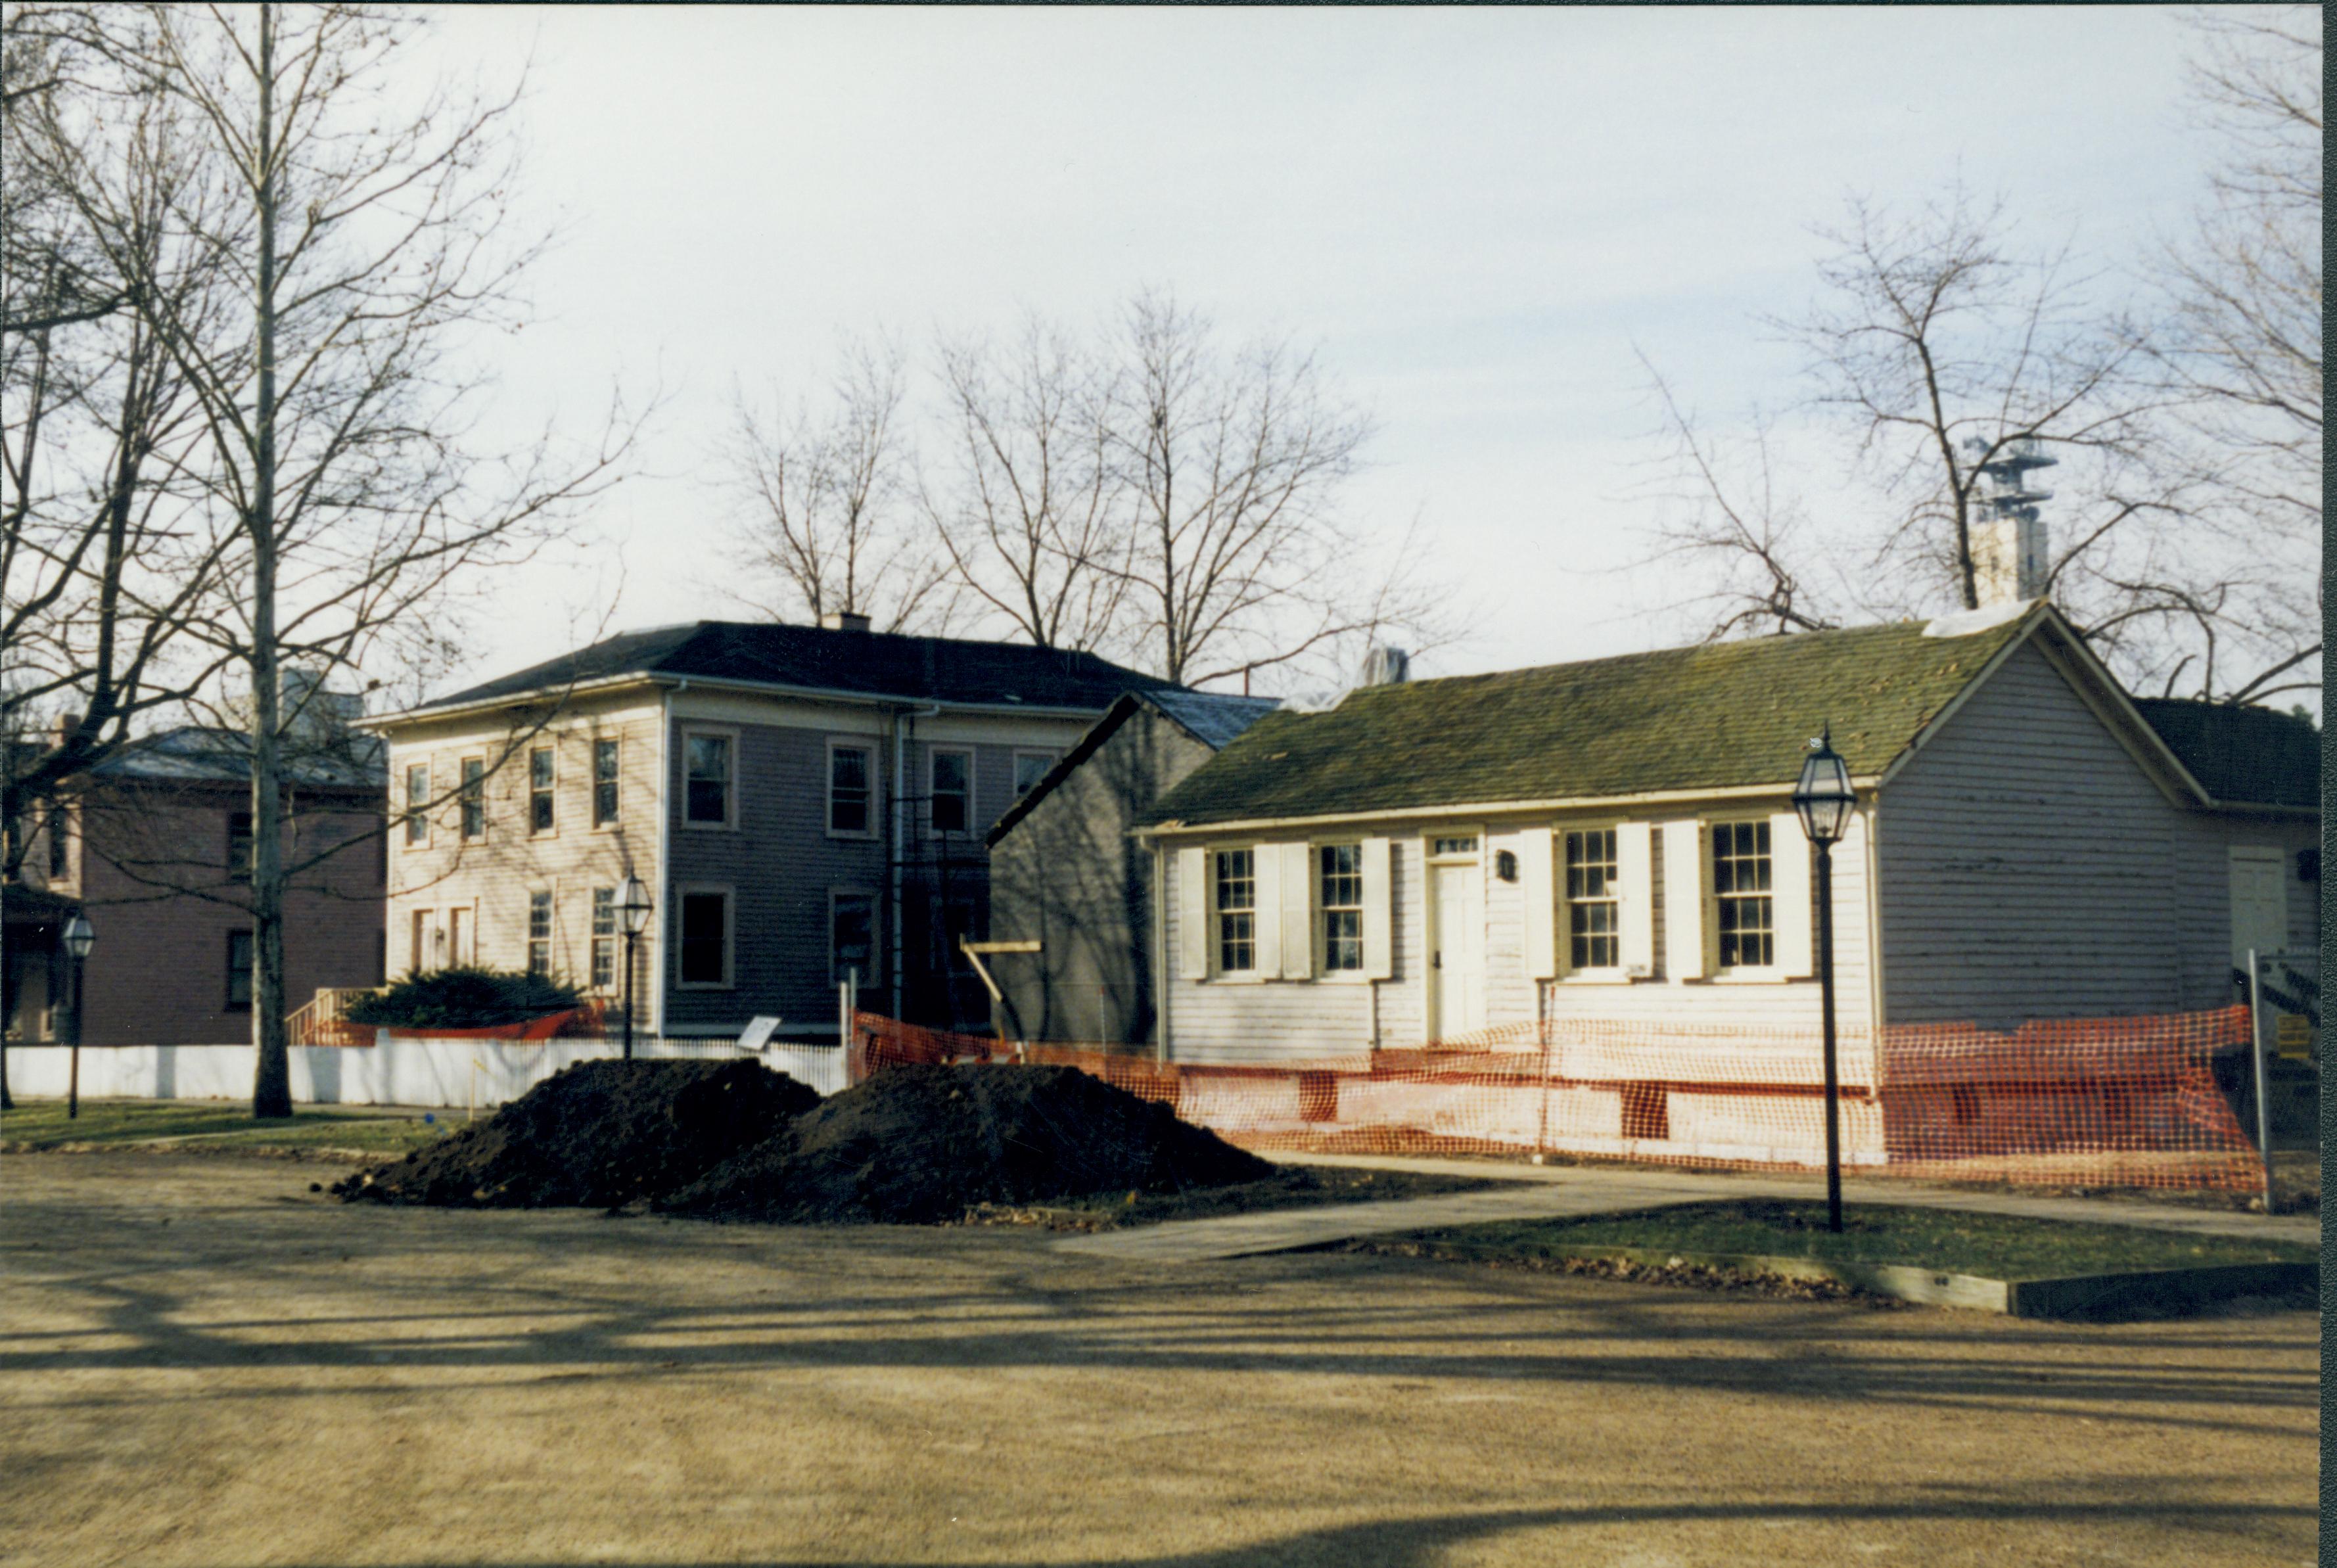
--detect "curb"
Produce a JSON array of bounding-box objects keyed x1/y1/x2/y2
[{"x1": 1400, "y1": 1239, "x2": 2317, "y2": 1318}]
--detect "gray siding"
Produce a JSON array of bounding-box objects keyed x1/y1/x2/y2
[
  {"x1": 662, "y1": 718, "x2": 889, "y2": 1031},
  {"x1": 988, "y1": 710, "x2": 1212, "y2": 1045},
  {"x1": 1872, "y1": 637, "x2": 2305, "y2": 1026}
]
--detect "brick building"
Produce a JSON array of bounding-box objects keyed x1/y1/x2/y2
[{"x1": 3, "y1": 723, "x2": 387, "y2": 1049}]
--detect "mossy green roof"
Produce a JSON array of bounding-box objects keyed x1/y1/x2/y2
[{"x1": 1141, "y1": 612, "x2": 2039, "y2": 827}]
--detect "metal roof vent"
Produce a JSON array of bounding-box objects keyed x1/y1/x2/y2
[{"x1": 820, "y1": 611, "x2": 873, "y2": 634}]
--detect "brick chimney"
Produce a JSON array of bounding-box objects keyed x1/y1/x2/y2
[{"x1": 820, "y1": 611, "x2": 873, "y2": 634}]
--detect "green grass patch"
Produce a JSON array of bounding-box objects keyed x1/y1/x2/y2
[
  {"x1": 1400, "y1": 1199, "x2": 2313, "y2": 1280},
  {"x1": 0, "y1": 1098, "x2": 447, "y2": 1155}
]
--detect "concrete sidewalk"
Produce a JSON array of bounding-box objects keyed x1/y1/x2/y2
[{"x1": 1053, "y1": 1152, "x2": 2319, "y2": 1264}]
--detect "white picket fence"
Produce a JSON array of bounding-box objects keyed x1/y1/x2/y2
[{"x1": 3, "y1": 1034, "x2": 848, "y2": 1111}]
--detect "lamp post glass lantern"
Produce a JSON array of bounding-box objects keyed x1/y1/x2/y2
[
  {"x1": 1791, "y1": 729, "x2": 1851, "y2": 1234},
  {"x1": 617, "y1": 877, "x2": 651, "y2": 1061},
  {"x1": 61, "y1": 914, "x2": 95, "y2": 1120}
]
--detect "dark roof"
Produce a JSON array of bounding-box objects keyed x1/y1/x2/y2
[
  {"x1": 986, "y1": 689, "x2": 1281, "y2": 847},
  {"x1": 2133, "y1": 699, "x2": 2319, "y2": 809},
  {"x1": 408, "y1": 621, "x2": 1176, "y2": 716},
  {"x1": 89, "y1": 726, "x2": 383, "y2": 790},
  {"x1": 1141, "y1": 611, "x2": 2043, "y2": 828}
]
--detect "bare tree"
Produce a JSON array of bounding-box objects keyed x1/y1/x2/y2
[
  {"x1": 5, "y1": 23, "x2": 250, "y2": 871},
  {"x1": 2142, "y1": 4, "x2": 2321, "y2": 704},
  {"x1": 17, "y1": 3, "x2": 642, "y2": 1117},
  {"x1": 718, "y1": 338, "x2": 958, "y2": 634},
  {"x1": 924, "y1": 316, "x2": 1128, "y2": 652},
  {"x1": 1104, "y1": 290, "x2": 1442, "y2": 691}
]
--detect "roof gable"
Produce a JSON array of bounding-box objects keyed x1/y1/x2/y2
[
  {"x1": 986, "y1": 689, "x2": 1280, "y2": 846},
  {"x1": 1141, "y1": 611, "x2": 2050, "y2": 829}
]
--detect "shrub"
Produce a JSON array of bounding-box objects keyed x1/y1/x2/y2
[{"x1": 344, "y1": 967, "x2": 585, "y2": 1029}]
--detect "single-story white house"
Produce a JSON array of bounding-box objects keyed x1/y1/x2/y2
[{"x1": 1126, "y1": 601, "x2": 2315, "y2": 1164}]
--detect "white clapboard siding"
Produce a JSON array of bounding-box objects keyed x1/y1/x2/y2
[
  {"x1": 1176, "y1": 845, "x2": 1207, "y2": 979},
  {"x1": 1874, "y1": 639, "x2": 2187, "y2": 1026},
  {"x1": 1617, "y1": 821, "x2": 1654, "y2": 976},
  {"x1": 1769, "y1": 812, "x2": 1814, "y2": 978},
  {"x1": 1280, "y1": 842, "x2": 1313, "y2": 980},
  {"x1": 1483, "y1": 832, "x2": 1533, "y2": 1028},
  {"x1": 1661, "y1": 819, "x2": 1705, "y2": 981}
]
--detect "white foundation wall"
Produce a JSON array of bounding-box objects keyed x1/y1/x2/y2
[{"x1": 3, "y1": 1036, "x2": 847, "y2": 1109}]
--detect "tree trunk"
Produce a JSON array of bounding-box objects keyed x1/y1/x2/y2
[{"x1": 249, "y1": 4, "x2": 291, "y2": 1120}]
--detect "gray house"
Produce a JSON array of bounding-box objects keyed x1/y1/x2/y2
[
  {"x1": 985, "y1": 689, "x2": 1279, "y2": 1044},
  {"x1": 371, "y1": 617, "x2": 1172, "y2": 1040},
  {"x1": 1129, "y1": 600, "x2": 2317, "y2": 1165}
]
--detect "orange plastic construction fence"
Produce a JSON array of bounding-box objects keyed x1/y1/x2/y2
[{"x1": 848, "y1": 1005, "x2": 2262, "y2": 1192}]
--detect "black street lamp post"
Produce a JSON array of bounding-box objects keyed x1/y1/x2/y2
[
  {"x1": 1792, "y1": 727, "x2": 1855, "y2": 1234},
  {"x1": 618, "y1": 875, "x2": 653, "y2": 1062},
  {"x1": 61, "y1": 913, "x2": 95, "y2": 1120}
]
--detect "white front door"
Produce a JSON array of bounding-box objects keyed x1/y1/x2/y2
[
  {"x1": 1432, "y1": 860, "x2": 1485, "y2": 1043},
  {"x1": 2229, "y1": 846, "x2": 2288, "y2": 967}
]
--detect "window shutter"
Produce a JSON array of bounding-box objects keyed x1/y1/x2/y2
[
  {"x1": 1176, "y1": 846, "x2": 1207, "y2": 979},
  {"x1": 1617, "y1": 821, "x2": 1654, "y2": 976},
  {"x1": 1360, "y1": 836, "x2": 1394, "y2": 979},
  {"x1": 1253, "y1": 842, "x2": 1284, "y2": 977},
  {"x1": 1280, "y1": 843, "x2": 1313, "y2": 980},
  {"x1": 1661, "y1": 819, "x2": 1705, "y2": 980},
  {"x1": 1769, "y1": 812, "x2": 1815, "y2": 977},
  {"x1": 1520, "y1": 830, "x2": 1558, "y2": 980}
]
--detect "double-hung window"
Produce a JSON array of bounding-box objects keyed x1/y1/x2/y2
[
  {"x1": 1711, "y1": 819, "x2": 1774, "y2": 969},
  {"x1": 47, "y1": 808, "x2": 68, "y2": 881},
  {"x1": 829, "y1": 743, "x2": 872, "y2": 835},
  {"x1": 929, "y1": 749, "x2": 971, "y2": 835},
  {"x1": 1564, "y1": 829, "x2": 1619, "y2": 971},
  {"x1": 526, "y1": 890, "x2": 553, "y2": 976},
  {"x1": 225, "y1": 930, "x2": 255, "y2": 1011},
  {"x1": 592, "y1": 739, "x2": 620, "y2": 826},
  {"x1": 227, "y1": 812, "x2": 254, "y2": 885},
  {"x1": 528, "y1": 747, "x2": 555, "y2": 834},
  {"x1": 684, "y1": 735, "x2": 731, "y2": 826},
  {"x1": 459, "y1": 758, "x2": 484, "y2": 841},
  {"x1": 1213, "y1": 849, "x2": 1257, "y2": 974},
  {"x1": 590, "y1": 887, "x2": 617, "y2": 991},
  {"x1": 1320, "y1": 844, "x2": 1364, "y2": 972},
  {"x1": 404, "y1": 763, "x2": 430, "y2": 845}
]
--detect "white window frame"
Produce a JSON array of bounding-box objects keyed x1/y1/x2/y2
[
  {"x1": 1315, "y1": 840, "x2": 1368, "y2": 979},
  {"x1": 403, "y1": 762, "x2": 431, "y2": 848},
  {"x1": 1211, "y1": 846, "x2": 1260, "y2": 979},
  {"x1": 591, "y1": 737, "x2": 622, "y2": 829},
  {"x1": 525, "y1": 889, "x2": 554, "y2": 977},
  {"x1": 680, "y1": 727, "x2": 738, "y2": 831},
  {"x1": 528, "y1": 745, "x2": 558, "y2": 839},
  {"x1": 1706, "y1": 816, "x2": 1778, "y2": 978},
  {"x1": 1559, "y1": 821, "x2": 1626, "y2": 981},
  {"x1": 1011, "y1": 749, "x2": 1059, "y2": 800},
  {"x1": 829, "y1": 886, "x2": 880, "y2": 986},
  {"x1": 589, "y1": 885, "x2": 618, "y2": 992},
  {"x1": 927, "y1": 746, "x2": 975, "y2": 837},
  {"x1": 673, "y1": 883, "x2": 736, "y2": 990},
  {"x1": 457, "y1": 756, "x2": 486, "y2": 842},
  {"x1": 826, "y1": 739, "x2": 877, "y2": 840}
]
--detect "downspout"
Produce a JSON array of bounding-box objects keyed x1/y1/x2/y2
[
  {"x1": 654, "y1": 681, "x2": 680, "y2": 1043},
  {"x1": 891, "y1": 701, "x2": 941, "y2": 1020}
]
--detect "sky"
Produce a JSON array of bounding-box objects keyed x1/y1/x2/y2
[{"x1": 407, "y1": 4, "x2": 2228, "y2": 699}]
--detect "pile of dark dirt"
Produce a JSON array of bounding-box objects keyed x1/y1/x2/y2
[
  {"x1": 657, "y1": 1063, "x2": 1274, "y2": 1224},
  {"x1": 333, "y1": 1059, "x2": 819, "y2": 1208}
]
